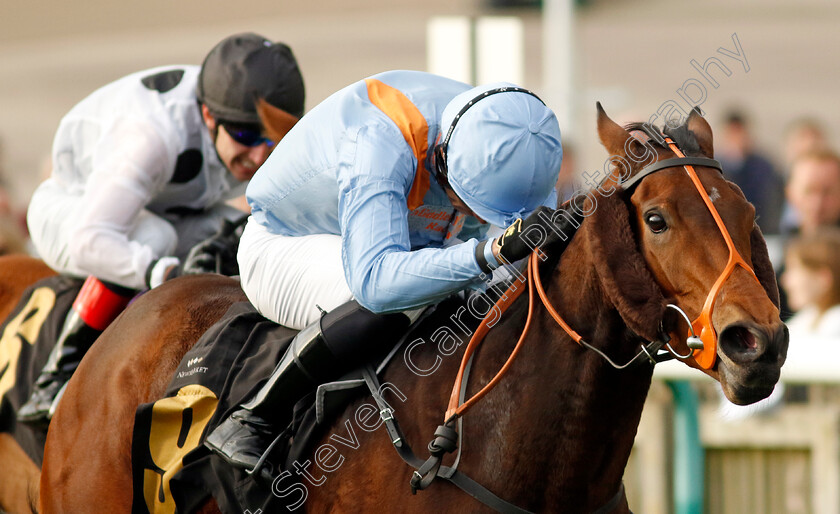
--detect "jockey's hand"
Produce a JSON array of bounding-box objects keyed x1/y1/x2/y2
[
  {"x1": 144, "y1": 217, "x2": 246, "y2": 289},
  {"x1": 493, "y1": 197, "x2": 585, "y2": 266},
  {"x1": 180, "y1": 217, "x2": 244, "y2": 277},
  {"x1": 145, "y1": 256, "x2": 181, "y2": 289},
  {"x1": 180, "y1": 236, "x2": 234, "y2": 276},
  {"x1": 144, "y1": 236, "x2": 234, "y2": 289}
]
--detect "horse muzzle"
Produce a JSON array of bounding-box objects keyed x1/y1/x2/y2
[{"x1": 716, "y1": 320, "x2": 789, "y2": 405}]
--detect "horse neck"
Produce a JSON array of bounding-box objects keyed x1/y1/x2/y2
[{"x1": 458, "y1": 238, "x2": 654, "y2": 511}]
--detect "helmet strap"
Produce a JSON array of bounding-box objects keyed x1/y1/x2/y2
[{"x1": 433, "y1": 86, "x2": 545, "y2": 180}]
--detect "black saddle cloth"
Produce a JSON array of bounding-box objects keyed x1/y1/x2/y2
[
  {"x1": 131, "y1": 301, "x2": 295, "y2": 513},
  {"x1": 0, "y1": 274, "x2": 83, "y2": 465}
]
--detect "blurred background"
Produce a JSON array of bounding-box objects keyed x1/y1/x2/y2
[
  {"x1": 3, "y1": 0, "x2": 840, "y2": 512},
  {"x1": 4, "y1": 0, "x2": 840, "y2": 214}
]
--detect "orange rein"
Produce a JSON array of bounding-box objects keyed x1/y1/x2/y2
[{"x1": 445, "y1": 251, "x2": 577, "y2": 422}]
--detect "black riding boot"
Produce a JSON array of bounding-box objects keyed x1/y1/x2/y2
[
  {"x1": 17, "y1": 276, "x2": 133, "y2": 426},
  {"x1": 16, "y1": 309, "x2": 101, "y2": 425},
  {"x1": 204, "y1": 301, "x2": 411, "y2": 471}
]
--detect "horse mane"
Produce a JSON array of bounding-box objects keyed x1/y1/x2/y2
[{"x1": 623, "y1": 120, "x2": 703, "y2": 157}]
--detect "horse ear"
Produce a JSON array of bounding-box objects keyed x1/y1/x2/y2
[
  {"x1": 596, "y1": 102, "x2": 634, "y2": 157},
  {"x1": 686, "y1": 107, "x2": 714, "y2": 158},
  {"x1": 749, "y1": 225, "x2": 781, "y2": 308},
  {"x1": 585, "y1": 191, "x2": 667, "y2": 341},
  {"x1": 725, "y1": 182, "x2": 781, "y2": 307},
  {"x1": 256, "y1": 98, "x2": 299, "y2": 142}
]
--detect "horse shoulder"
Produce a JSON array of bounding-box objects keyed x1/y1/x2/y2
[{"x1": 302, "y1": 322, "x2": 481, "y2": 511}]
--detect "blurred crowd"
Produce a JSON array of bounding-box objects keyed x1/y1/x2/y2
[
  {"x1": 695, "y1": 111, "x2": 840, "y2": 418},
  {"x1": 0, "y1": 141, "x2": 30, "y2": 256},
  {"x1": 715, "y1": 111, "x2": 840, "y2": 336}
]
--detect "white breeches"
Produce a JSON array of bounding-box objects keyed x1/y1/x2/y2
[{"x1": 237, "y1": 218, "x2": 353, "y2": 330}]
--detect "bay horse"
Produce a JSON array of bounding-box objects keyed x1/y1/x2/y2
[
  {"x1": 0, "y1": 255, "x2": 56, "y2": 513},
  {"x1": 40, "y1": 106, "x2": 787, "y2": 513}
]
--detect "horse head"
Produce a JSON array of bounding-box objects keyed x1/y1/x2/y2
[{"x1": 578, "y1": 104, "x2": 788, "y2": 405}]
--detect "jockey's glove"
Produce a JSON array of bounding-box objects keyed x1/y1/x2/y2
[
  {"x1": 145, "y1": 256, "x2": 181, "y2": 289},
  {"x1": 475, "y1": 197, "x2": 586, "y2": 272},
  {"x1": 144, "y1": 217, "x2": 246, "y2": 289},
  {"x1": 179, "y1": 231, "x2": 239, "y2": 277}
]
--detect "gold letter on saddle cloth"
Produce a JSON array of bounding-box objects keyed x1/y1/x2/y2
[
  {"x1": 142, "y1": 385, "x2": 218, "y2": 514},
  {"x1": 0, "y1": 286, "x2": 56, "y2": 400}
]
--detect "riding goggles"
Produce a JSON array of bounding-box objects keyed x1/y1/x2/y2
[{"x1": 221, "y1": 122, "x2": 276, "y2": 148}]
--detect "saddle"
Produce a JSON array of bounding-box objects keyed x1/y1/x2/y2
[{"x1": 130, "y1": 295, "x2": 485, "y2": 514}]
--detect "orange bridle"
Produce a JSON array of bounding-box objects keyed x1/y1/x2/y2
[
  {"x1": 444, "y1": 136, "x2": 762, "y2": 422},
  {"x1": 659, "y1": 138, "x2": 761, "y2": 368}
]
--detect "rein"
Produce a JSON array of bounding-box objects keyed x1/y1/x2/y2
[
  {"x1": 445, "y1": 251, "x2": 675, "y2": 424},
  {"x1": 407, "y1": 256, "x2": 631, "y2": 512}
]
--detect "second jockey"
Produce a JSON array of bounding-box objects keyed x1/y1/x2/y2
[{"x1": 19, "y1": 32, "x2": 306, "y2": 424}]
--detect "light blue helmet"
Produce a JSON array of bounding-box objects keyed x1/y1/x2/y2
[{"x1": 436, "y1": 82, "x2": 562, "y2": 227}]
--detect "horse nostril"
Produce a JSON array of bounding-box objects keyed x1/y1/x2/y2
[
  {"x1": 719, "y1": 324, "x2": 763, "y2": 362},
  {"x1": 737, "y1": 328, "x2": 757, "y2": 350}
]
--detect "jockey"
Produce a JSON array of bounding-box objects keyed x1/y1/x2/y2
[
  {"x1": 19, "y1": 32, "x2": 306, "y2": 425},
  {"x1": 205, "y1": 70, "x2": 584, "y2": 470}
]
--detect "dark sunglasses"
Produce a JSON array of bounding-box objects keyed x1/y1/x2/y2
[
  {"x1": 221, "y1": 122, "x2": 276, "y2": 148},
  {"x1": 432, "y1": 86, "x2": 545, "y2": 181}
]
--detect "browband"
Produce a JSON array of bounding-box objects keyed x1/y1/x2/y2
[{"x1": 620, "y1": 157, "x2": 722, "y2": 191}]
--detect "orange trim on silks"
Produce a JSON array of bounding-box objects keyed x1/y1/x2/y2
[
  {"x1": 73, "y1": 276, "x2": 133, "y2": 331},
  {"x1": 365, "y1": 78, "x2": 431, "y2": 210},
  {"x1": 445, "y1": 213, "x2": 466, "y2": 241}
]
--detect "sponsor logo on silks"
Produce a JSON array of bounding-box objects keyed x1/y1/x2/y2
[
  {"x1": 412, "y1": 207, "x2": 453, "y2": 221},
  {"x1": 424, "y1": 221, "x2": 446, "y2": 233},
  {"x1": 187, "y1": 356, "x2": 203, "y2": 367}
]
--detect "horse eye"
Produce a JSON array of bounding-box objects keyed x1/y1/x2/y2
[{"x1": 645, "y1": 212, "x2": 667, "y2": 233}]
